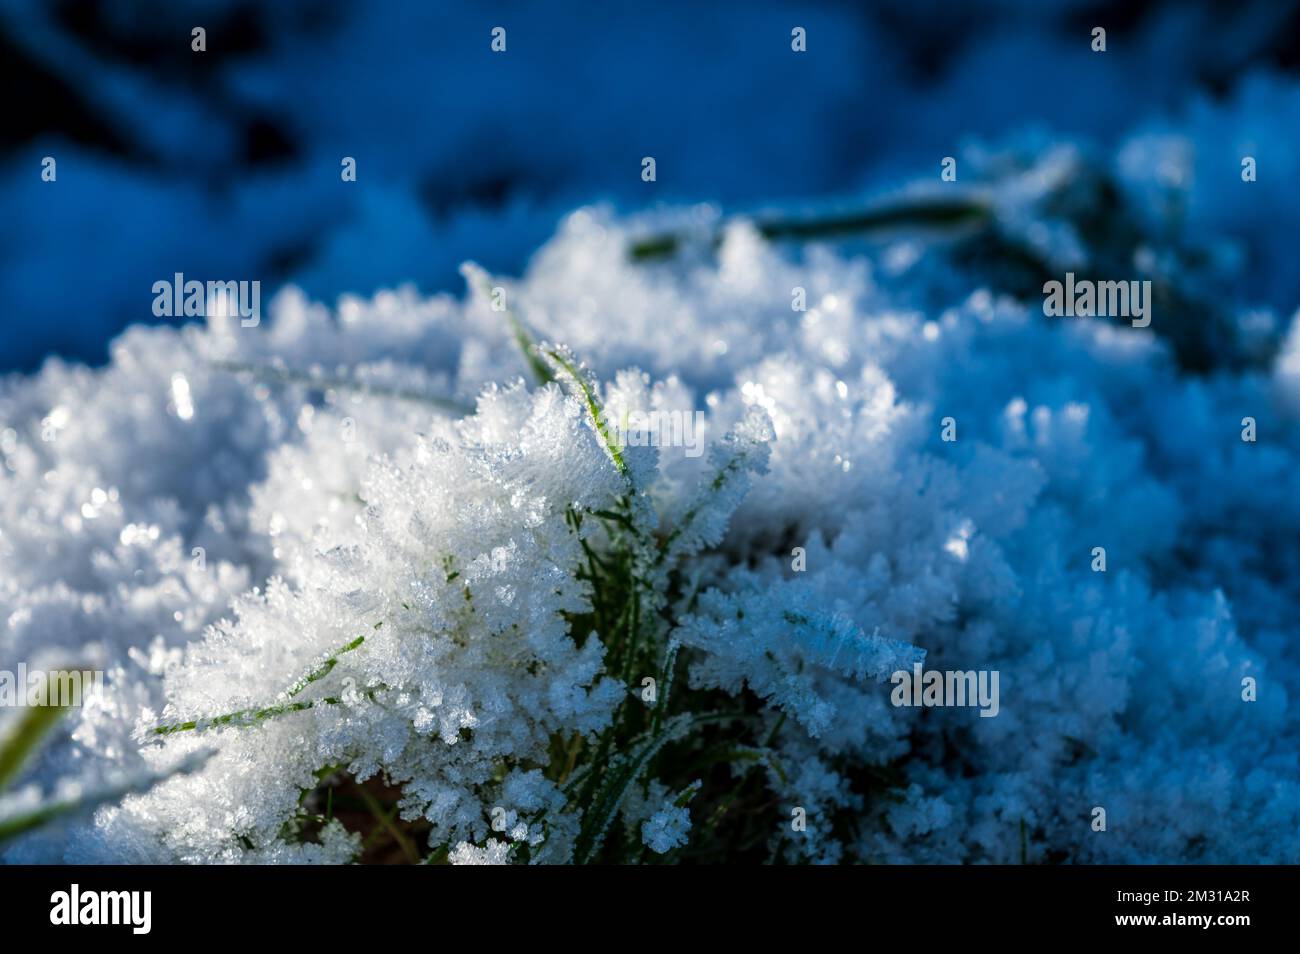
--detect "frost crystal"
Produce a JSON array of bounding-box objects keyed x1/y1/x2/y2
[
  {"x1": 642, "y1": 805, "x2": 691, "y2": 855},
  {"x1": 4, "y1": 120, "x2": 1300, "y2": 863}
]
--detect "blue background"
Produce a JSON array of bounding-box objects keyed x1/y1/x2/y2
[{"x1": 2, "y1": 0, "x2": 1297, "y2": 371}]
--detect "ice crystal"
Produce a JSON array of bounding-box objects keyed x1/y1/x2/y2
[{"x1": 3, "y1": 118, "x2": 1300, "y2": 863}]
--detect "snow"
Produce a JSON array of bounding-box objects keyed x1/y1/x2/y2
[{"x1": 2, "y1": 0, "x2": 1298, "y2": 865}]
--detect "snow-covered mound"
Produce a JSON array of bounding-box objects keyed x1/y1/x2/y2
[{"x1": 3, "y1": 140, "x2": 1299, "y2": 863}]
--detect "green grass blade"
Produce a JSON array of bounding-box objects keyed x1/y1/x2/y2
[{"x1": 0, "y1": 674, "x2": 73, "y2": 791}]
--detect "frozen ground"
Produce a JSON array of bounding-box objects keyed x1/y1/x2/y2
[{"x1": 1, "y1": 0, "x2": 1298, "y2": 864}]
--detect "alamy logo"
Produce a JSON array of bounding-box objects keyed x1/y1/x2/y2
[
  {"x1": 152, "y1": 273, "x2": 261, "y2": 326},
  {"x1": 611, "y1": 408, "x2": 705, "y2": 458},
  {"x1": 1042, "y1": 272, "x2": 1151, "y2": 328},
  {"x1": 50, "y1": 884, "x2": 151, "y2": 934},
  {"x1": 0, "y1": 665, "x2": 103, "y2": 707},
  {"x1": 890, "y1": 663, "x2": 1000, "y2": 718}
]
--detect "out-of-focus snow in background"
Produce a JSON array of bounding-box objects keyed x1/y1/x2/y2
[{"x1": 3, "y1": 0, "x2": 1299, "y2": 371}]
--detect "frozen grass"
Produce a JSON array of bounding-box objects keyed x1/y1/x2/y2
[{"x1": 2, "y1": 126, "x2": 1300, "y2": 862}]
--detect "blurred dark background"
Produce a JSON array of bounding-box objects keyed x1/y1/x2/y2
[{"x1": 3, "y1": 0, "x2": 1299, "y2": 371}]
